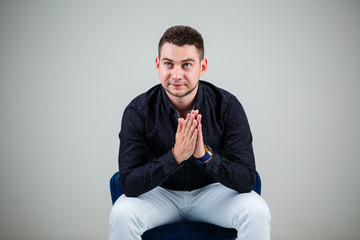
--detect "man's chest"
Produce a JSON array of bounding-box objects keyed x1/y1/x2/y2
[{"x1": 143, "y1": 112, "x2": 225, "y2": 157}]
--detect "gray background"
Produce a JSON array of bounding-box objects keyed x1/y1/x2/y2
[{"x1": 1, "y1": 0, "x2": 359, "y2": 239}]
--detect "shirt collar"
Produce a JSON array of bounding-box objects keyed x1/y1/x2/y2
[
  {"x1": 194, "y1": 80, "x2": 204, "y2": 110},
  {"x1": 161, "y1": 87, "x2": 174, "y2": 114}
]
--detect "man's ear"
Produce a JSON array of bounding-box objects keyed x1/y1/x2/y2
[
  {"x1": 155, "y1": 56, "x2": 160, "y2": 73},
  {"x1": 200, "y1": 57, "x2": 208, "y2": 76}
]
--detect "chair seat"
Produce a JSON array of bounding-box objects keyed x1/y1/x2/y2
[{"x1": 142, "y1": 221, "x2": 237, "y2": 240}]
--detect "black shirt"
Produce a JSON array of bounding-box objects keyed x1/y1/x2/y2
[{"x1": 118, "y1": 81, "x2": 256, "y2": 197}]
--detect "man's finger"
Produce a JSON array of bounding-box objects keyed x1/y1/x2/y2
[
  {"x1": 177, "y1": 118, "x2": 184, "y2": 133},
  {"x1": 187, "y1": 119, "x2": 197, "y2": 140},
  {"x1": 182, "y1": 114, "x2": 191, "y2": 133},
  {"x1": 184, "y1": 114, "x2": 194, "y2": 135},
  {"x1": 196, "y1": 114, "x2": 202, "y2": 126},
  {"x1": 191, "y1": 128, "x2": 198, "y2": 144}
]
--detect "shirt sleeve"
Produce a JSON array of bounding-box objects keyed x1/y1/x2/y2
[
  {"x1": 118, "y1": 104, "x2": 180, "y2": 197},
  {"x1": 203, "y1": 96, "x2": 257, "y2": 193}
]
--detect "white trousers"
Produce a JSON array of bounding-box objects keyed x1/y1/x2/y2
[{"x1": 109, "y1": 183, "x2": 271, "y2": 240}]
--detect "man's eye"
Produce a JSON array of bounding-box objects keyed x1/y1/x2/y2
[
  {"x1": 165, "y1": 62, "x2": 172, "y2": 67},
  {"x1": 183, "y1": 63, "x2": 191, "y2": 68}
]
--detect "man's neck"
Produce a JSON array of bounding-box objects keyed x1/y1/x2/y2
[{"x1": 167, "y1": 88, "x2": 197, "y2": 119}]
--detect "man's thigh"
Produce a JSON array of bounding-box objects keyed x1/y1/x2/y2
[
  {"x1": 186, "y1": 183, "x2": 269, "y2": 229},
  {"x1": 110, "y1": 186, "x2": 184, "y2": 231}
]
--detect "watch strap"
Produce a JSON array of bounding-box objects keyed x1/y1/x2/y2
[{"x1": 197, "y1": 145, "x2": 213, "y2": 164}]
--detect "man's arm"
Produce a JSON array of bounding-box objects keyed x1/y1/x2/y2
[
  {"x1": 118, "y1": 105, "x2": 180, "y2": 197},
  {"x1": 118, "y1": 105, "x2": 199, "y2": 197},
  {"x1": 197, "y1": 97, "x2": 257, "y2": 193}
]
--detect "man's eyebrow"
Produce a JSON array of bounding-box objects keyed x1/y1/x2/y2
[
  {"x1": 161, "y1": 58, "x2": 196, "y2": 63},
  {"x1": 181, "y1": 58, "x2": 196, "y2": 63},
  {"x1": 161, "y1": 58, "x2": 173, "y2": 62}
]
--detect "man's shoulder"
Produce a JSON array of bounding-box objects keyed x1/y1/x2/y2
[
  {"x1": 200, "y1": 80, "x2": 238, "y2": 103},
  {"x1": 128, "y1": 84, "x2": 162, "y2": 110},
  {"x1": 199, "y1": 81, "x2": 246, "y2": 121}
]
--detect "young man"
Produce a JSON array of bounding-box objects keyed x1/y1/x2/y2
[{"x1": 110, "y1": 25, "x2": 271, "y2": 240}]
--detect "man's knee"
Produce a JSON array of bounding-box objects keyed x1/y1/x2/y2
[
  {"x1": 248, "y1": 194, "x2": 270, "y2": 219},
  {"x1": 230, "y1": 192, "x2": 271, "y2": 240},
  {"x1": 109, "y1": 197, "x2": 144, "y2": 238},
  {"x1": 110, "y1": 201, "x2": 133, "y2": 224},
  {"x1": 235, "y1": 192, "x2": 271, "y2": 227}
]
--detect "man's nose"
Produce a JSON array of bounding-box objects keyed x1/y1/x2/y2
[{"x1": 171, "y1": 66, "x2": 184, "y2": 80}]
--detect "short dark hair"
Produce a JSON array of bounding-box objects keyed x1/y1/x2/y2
[{"x1": 158, "y1": 25, "x2": 204, "y2": 59}]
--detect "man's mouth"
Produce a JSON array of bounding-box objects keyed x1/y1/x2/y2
[{"x1": 171, "y1": 83, "x2": 184, "y2": 89}]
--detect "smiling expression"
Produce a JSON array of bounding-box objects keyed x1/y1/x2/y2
[{"x1": 156, "y1": 43, "x2": 207, "y2": 100}]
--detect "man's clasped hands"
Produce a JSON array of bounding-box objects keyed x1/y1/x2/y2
[{"x1": 173, "y1": 110, "x2": 206, "y2": 164}]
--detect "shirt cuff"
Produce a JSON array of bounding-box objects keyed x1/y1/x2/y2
[
  {"x1": 205, "y1": 153, "x2": 220, "y2": 175},
  {"x1": 161, "y1": 150, "x2": 182, "y2": 175}
]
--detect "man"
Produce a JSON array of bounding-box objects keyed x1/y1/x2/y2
[{"x1": 110, "y1": 25, "x2": 271, "y2": 240}]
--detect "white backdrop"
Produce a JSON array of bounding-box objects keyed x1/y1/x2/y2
[{"x1": 1, "y1": 1, "x2": 359, "y2": 239}]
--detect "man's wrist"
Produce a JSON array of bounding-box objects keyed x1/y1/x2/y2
[
  {"x1": 198, "y1": 147, "x2": 206, "y2": 158},
  {"x1": 197, "y1": 145, "x2": 213, "y2": 164},
  {"x1": 172, "y1": 148, "x2": 181, "y2": 164}
]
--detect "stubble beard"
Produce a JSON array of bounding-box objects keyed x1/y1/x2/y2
[{"x1": 165, "y1": 82, "x2": 199, "y2": 98}]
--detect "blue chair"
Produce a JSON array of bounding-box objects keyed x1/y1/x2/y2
[{"x1": 110, "y1": 171, "x2": 262, "y2": 240}]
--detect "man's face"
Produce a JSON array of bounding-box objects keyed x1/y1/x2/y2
[{"x1": 156, "y1": 43, "x2": 207, "y2": 99}]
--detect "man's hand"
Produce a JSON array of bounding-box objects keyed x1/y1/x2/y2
[
  {"x1": 173, "y1": 113, "x2": 198, "y2": 164},
  {"x1": 192, "y1": 111, "x2": 206, "y2": 159}
]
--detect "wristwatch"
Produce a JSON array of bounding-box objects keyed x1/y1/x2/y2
[{"x1": 197, "y1": 145, "x2": 213, "y2": 164}]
